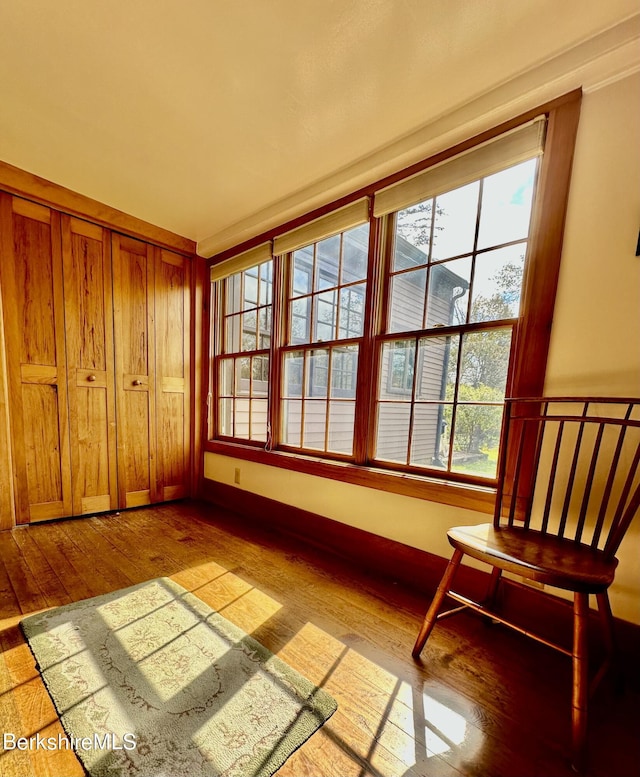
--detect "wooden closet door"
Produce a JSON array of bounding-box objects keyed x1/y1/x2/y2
[
  {"x1": 112, "y1": 234, "x2": 158, "y2": 508},
  {"x1": 62, "y1": 216, "x2": 118, "y2": 515},
  {"x1": 0, "y1": 195, "x2": 72, "y2": 523},
  {"x1": 155, "y1": 249, "x2": 191, "y2": 500},
  {"x1": 0, "y1": 346, "x2": 13, "y2": 529},
  {"x1": 0, "y1": 251, "x2": 14, "y2": 529}
]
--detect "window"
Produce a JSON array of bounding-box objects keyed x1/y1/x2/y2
[
  {"x1": 375, "y1": 159, "x2": 537, "y2": 479},
  {"x1": 217, "y1": 260, "x2": 272, "y2": 443},
  {"x1": 282, "y1": 224, "x2": 368, "y2": 455},
  {"x1": 207, "y1": 94, "x2": 580, "y2": 509}
]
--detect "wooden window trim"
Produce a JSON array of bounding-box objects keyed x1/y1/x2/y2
[
  {"x1": 204, "y1": 437, "x2": 496, "y2": 512},
  {"x1": 204, "y1": 91, "x2": 582, "y2": 509}
]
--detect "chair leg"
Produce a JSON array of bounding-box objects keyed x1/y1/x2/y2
[
  {"x1": 412, "y1": 548, "x2": 463, "y2": 658},
  {"x1": 572, "y1": 592, "x2": 589, "y2": 773},
  {"x1": 595, "y1": 591, "x2": 621, "y2": 693},
  {"x1": 595, "y1": 591, "x2": 615, "y2": 657},
  {"x1": 484, "y1": 566, "x2": 502, "y2": 609}
]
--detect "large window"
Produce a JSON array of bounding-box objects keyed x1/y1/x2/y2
[
  {"x1": 375, "y1": 159, "x2": 536, "y2": 479},
  {"x1": 207, "y1": 95, "x2": 580, "y2": 507},
  {"x1": 282, "y1": 225, "x2": 368, "y2": 455},
  {"x1": 217, "y1": 260, "x2": 272, "y2": 442}
]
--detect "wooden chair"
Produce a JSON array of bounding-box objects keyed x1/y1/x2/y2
[{"x1": 412, "y1": 397, "x2": 640, "y2": 772}]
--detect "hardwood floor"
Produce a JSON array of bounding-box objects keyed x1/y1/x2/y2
[{"x1": 0, "y1": 500, "x2": 638, "y2": 777}]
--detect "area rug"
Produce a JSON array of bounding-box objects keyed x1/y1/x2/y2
[{"x1": 21, "y1": 577, "x2": 337, "y2": 777}]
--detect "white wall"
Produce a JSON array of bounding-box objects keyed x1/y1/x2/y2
[{"x1": 205, "y1": 72, "x2": 640, "y2": 625}]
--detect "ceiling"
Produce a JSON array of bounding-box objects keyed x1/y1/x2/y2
[{"x1": 0, "y1": 1, "x2": 638, "y2": 256}]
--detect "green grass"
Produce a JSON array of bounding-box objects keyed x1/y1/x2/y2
[{"x1": 453, "y1": 445, "x2": 499, "y2": 477}]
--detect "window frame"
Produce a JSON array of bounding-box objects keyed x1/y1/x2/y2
[
  {"x1": 214, "y1": 259, "x2": 273, "y2": 446},
  {"x1": 204, "y1": 91, "x2": 582, "y2": 513}
]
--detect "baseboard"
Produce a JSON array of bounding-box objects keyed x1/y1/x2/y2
[
  {"x1": 200, "y1": 478, "x2": 483, "y2": 594},
  {"x1": 200, "y1": 479, "x2": 640, "y2": 667}
]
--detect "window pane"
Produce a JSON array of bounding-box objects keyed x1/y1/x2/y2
[
  {"x1": 303, "y1": 400, "x2": 327, "y2": 450},
  {"x1": 236, "y1": 357, "x2": 251, "y2": 396},
  {"x1": 379, "y1": 340, "x2": 416, "y2": 399},
  {"x1": 225, "y1": 273, "x2": 242, "y2": 315},
  {"x1": 342, "y1": 224, "x2": 369, "y2": 284},
  {"x1": 331, "y1": 346, "x2": 358, "y2": 398},
  {"x1": 283, "y1": 351, "x2": 303, "y2": 397},
  {"x1": 250, "y1": 399, "x2": 268, "y2": 442},
  {"x1": 477, "y1": 159, "x2": 537, "y2": 249},
  {"x1": 375, "y1": 403, "x2": 410, "y2": 463},
  {"x1": 290, "y1": 298, "x2": 310, "y2": 344},
  {"x1": 328, "y1": 401, "x2": 355, "y2": 454},
  {"x1": 252, "y1": 355, "x2": 269, "y2": 395},
  {"x1": 259, "y1": 262, "x2": 273, "y2": 305},
  {"x1": 307, "y1": 349, "x2": 329, "y2": 398},
  {"x1": 338, "y1": 284, "x2": 365, "y2": 339},
  {"x1": 219, "y1": 359, "x2": 234, "y2": 396},
  {"x1": 470, "y1": 245, "x2": 525, "y2": 323},
  {"x1": 410, "y1": 403, "x2": 448, "y2": 469},
  {"x1": 218, "y1": 398, "x2": 233, "y2": 436},
  {"x1": 225, "y1": 313, "x2": 241, "y2": 353},
  {"x1": 458, "y1": 328, "x2": 512, "y2": 399},
  {"x1": 316, "y1": 235, "x2": 340, "y2": 290},
  {"x1": 451, "y1": 403, "x2": 504, "y2": 478},
  {"x1": 259, "y1": 305, "x2": 272, "y2": 331},
  {"x1": 432, "y1": 181, "x2": 479, "y2": 261},
  {"x1": 244, "y1": 269, "x2": 258, "y2": 309},
  {"x1": 241, "y1": 310, "x2": 257, "y2": 351},
  {"x1": 425, "y1": 257, "x2": 471, "y2": 328},
  {"x1": 292, "y1": 247, "x2": 313, "y2": 297},
  {"x1": 394, "y1": 200, "x2": 432, "y2": 271},
  {"x1": 389, "y1": 268, "x2": 426, "y2": 333},
  {"x1": 258, "y1": 307, "x2": 272, "y2": 349},
  {"x1": 282, "y1": 399, "x2": 302, "y2": 446},
  {"x1": 234, "y1": 397, "x2": 251, "y2": 439},
  {"x1": 315, "y1": 290, "x2": 337, "y2": 341},
  {"x1": 415, "y1": 336, "x2": 456, "y2": 401}
]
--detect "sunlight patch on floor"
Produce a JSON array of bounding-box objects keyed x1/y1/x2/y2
[
  {"x1": 216, "y1": 585, "x2": 283, "y2": 632},
  {"x1": 273, "y1": 620, "x2": 481, "y2": 774},
  {"x1": 422, "y1": 691, "x2": 468, "y2": 756}
]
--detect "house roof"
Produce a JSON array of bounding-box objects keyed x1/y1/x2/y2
[{"x1": 0, "y1": 2, "x2": 638, "y2": 256}]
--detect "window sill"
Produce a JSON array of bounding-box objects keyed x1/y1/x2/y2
[{"x1": 204, "y1": 440, "x2": 496, "y2": 514}]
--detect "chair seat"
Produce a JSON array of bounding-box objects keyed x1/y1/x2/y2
[{"x1": 447, "y1": 523, "x2": 618, "y2": 593}]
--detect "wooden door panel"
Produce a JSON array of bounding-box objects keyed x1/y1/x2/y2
[
  {"x1": 158, "y1": 391, "x2": 187, "y2": 500},
  {"x1": 22, "y1": 384, "x2": 65, "y2": 517},
  {"x1": 123, "y1": 390, "x2": 151, "y2": 490},
  {"x1": 13, "y1": 214, "x2": 57, "y2": 367},
  {"x1": 70, "y1": 225, "x2": 108, "y2": 372},
  {"x1": 0, "y1": 195, "x2": 72, "y2": 523},
  {"x1": 121, "y1": 250, "x2": 150, "y2": 376},
  {"x1": 155, "y1": 250, "x2": 190, "y2": 501},
  {"x1": 157, "y1": 257, "x2": 185, "y2": 377},
  {"x1": 75, "y1": 385, "x2": 111, "y2": 507},
  {"x1": 62, "y1": 216, "x2": 117, "y2": 515},
  {"x1": 113, "y1": 234, "x2": 157, "y2": 508}
]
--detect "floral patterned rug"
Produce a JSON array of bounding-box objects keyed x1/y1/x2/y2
[{"x1": 21, "y1": 577, "x2": 337, "y2": 776}]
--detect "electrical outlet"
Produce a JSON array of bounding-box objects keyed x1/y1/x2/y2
[{"x1": 234, "y1": 467, "x2": 241, "y2": 485}]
